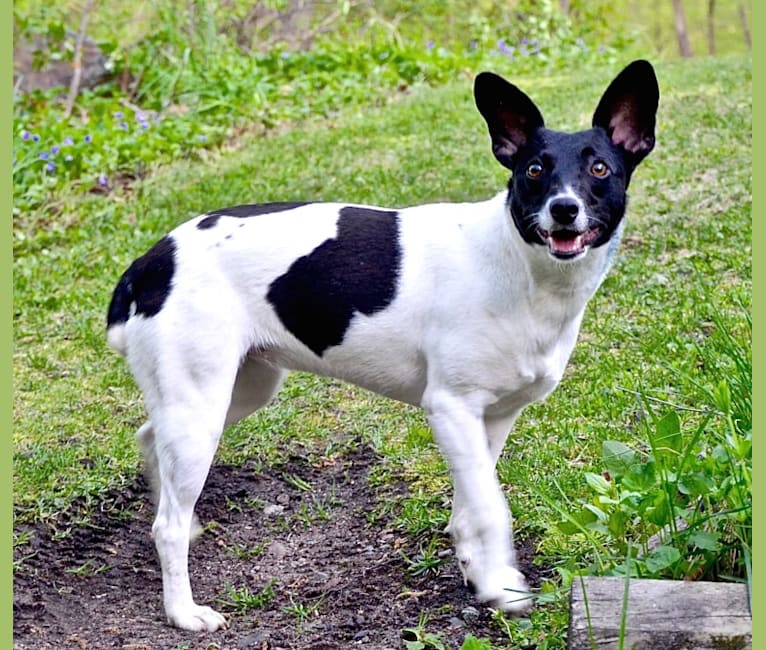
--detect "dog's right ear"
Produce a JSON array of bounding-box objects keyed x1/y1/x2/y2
[{"x1": 474, "y1": 72, "x2": 544, "y2": 170}]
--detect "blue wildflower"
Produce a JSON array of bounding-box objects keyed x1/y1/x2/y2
[
  {"x1": 21, "y1": 130, "x2": 31, "y2": 141},
  {"x1": 63, "y1": 136, "x2": 74, "y2": 146},
  {"x1": 51, "y1": 145, "x2": 60, "y2": 155},
  {"x1": 118, "y1": 122, "x2": 129, "y2": 131},
  {"x1": 84, "y1": 135, "x2": 92, "y2": 143},
  {"x1": 65, "y1": 155, "x2": 74, "y2": 162},
  {"x1": 98, "y1": 173, "x2": 108, "y2": 186},
  {"x1": 426, "y1": 40, "x2": 435, "y2": 49},
  {"x1": 32, "y1": 134, "x2": 40, "y2": 142},
  {"x1": 45, "y1": 162, "x2": 56, "y2": 173},
  {"x1": 498, "y1": 40, "x2": 514, "y2": 57},
  {"x1": 114, "y1": 110, "x2": 124, "y2": 119},
  {"x1": 39, "y1": 152, "x2": 50, "y2": 160}
]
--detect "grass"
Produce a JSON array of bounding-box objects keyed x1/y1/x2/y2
[{"x1": 12, "y1": 53, "x2": 751, "y2": 648}]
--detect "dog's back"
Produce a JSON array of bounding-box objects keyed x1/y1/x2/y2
[{"x1": 107, "y1": 61, "x2": 658, "y2": 632}]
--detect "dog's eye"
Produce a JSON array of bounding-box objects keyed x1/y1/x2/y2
[
  {"x1": 526, "y1": 163, "x2": 544, "y2": 179},
  {"x1": 590, "y1": 161, "x2": 610, "y2": 178}
]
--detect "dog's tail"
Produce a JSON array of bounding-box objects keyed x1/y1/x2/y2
[{"x1": 106, "y1": 269, "x2": 133, "y2": 355}]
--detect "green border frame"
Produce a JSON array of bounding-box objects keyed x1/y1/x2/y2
[
  {"x1": 751, "y1": 1, "x2": 760, "y2": 645},
  {"x1": 5, "y1": 0, "x2": 14, "y2": 645}
]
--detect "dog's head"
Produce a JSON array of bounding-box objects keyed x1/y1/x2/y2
[{"x1": 474, "y1": 61, "x2": 659, "y2": 261}]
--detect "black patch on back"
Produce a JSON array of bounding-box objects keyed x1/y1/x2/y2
[
  {"x1": 107, "y1": 236, "x2": 177, "y2": 326},
  {"x1": 197, "y1": 202, "x2": 311, "y2": 229},
  {"x1": 267, "y1": 206, "x2": 401, "y2": 356}
]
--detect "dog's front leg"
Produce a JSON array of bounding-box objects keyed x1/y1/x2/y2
[{"x1": 424, "y1": 391, "x2": 530, "y2": 613}]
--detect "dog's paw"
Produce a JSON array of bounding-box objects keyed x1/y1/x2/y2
[
  {"x1": 167, "y1": 604, "x2": 229, "y2": 631},
  {"x1": 476, "y1": 565, "x2": 533, "y2": 615}
]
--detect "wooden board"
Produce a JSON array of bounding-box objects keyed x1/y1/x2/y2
[{"x1": 567, "y1": 576, "x2": 751, "y2": 649}]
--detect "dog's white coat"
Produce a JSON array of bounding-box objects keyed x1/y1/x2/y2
[
  {"x1": 107, "y1": 60, "x2": 658, "y2": 631},
  {"x1": 110, "y1": 192, "x2": 616, "y2": 631}
]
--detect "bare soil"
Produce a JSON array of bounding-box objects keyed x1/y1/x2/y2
[{"x1": 14, "y1": 443, "x2": 547, "y2": 650}]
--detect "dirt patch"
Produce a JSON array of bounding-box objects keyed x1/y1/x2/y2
[{"x1": 14, "y1": 443, "x2": 547, "y2": 650}]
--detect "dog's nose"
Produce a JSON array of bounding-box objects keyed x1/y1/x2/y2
[{"x1": 550, "y1": 198, "x2": 579, "y2": 225}]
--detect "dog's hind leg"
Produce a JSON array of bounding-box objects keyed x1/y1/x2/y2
[
  {"x1": 224, "y1": 356, "x2": 286, "y2": 427},
  {"x1": 142, "y1": 343, "x2": 247, "y2": 632}
]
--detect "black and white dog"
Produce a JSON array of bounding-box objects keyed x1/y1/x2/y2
[{"x1": 107, "y1": 61, "x2": 658, "y2": 631}]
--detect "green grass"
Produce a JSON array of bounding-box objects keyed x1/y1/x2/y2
[{"x1": 13, "y1": 53, "x2": 751, "y2": 647}]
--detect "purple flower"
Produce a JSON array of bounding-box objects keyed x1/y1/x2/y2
[
  {"x1": 498, "y1": 39, "x2": 514, "y2": 56},
  {"x1": 63, "y1": 136, "x2": 74, "y2": 146},
  {"x1": 138, "y1": 119, "x2": 150, "y2": 130},
  {"x1": 32, "y1": 134, "x2": 40, "y2": 142},
  {"x1": 98, "y1": 173, "x2": 108, "y2": 186},
  {"x1": 21, "y1": 130, "x2": 31, "y2": 140},
  {"x1": 118, "y1": 122, "x2": 129, "y2": 131},
  {"x1": 45, "y1": 162, "x2": 56, "y2": 173},
  {"x1": 39, "y1": 152, "x2": 50, "y2": 160},
  {"x1": 469, "y1": 40, "x2": 477, "y2": 50},
  {"x1": 51, "y1": 145, "x2": 60, "y2": 155},
  {"x1": 114, "y1": 110, "x2": 124, "y2": 119},
  {"x1": 65, "y1": 155, "x2": 74, "y2": 162},
  {"x1": 426, "y1": 40, "x2": 435, "y2": 49},
  {"x1": 84, "y1": 135, "x2": 92, "y2": 143}
]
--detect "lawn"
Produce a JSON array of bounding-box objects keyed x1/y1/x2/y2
[{"x1": 13, "y1": 53, "x2": 751, "y2": 647}]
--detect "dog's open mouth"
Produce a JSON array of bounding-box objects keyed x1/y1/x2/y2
[{"x1": 538, "y1": 227, "x2": 602, "y2": 259}]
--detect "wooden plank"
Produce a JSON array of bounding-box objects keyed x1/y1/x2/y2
[{"x1": 567, "y1": 576, "x2": 752, "y2": 650}]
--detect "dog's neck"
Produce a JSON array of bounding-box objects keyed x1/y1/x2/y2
[{"x1": 473, "y1": 191, "x2": 617, "y2": 319}]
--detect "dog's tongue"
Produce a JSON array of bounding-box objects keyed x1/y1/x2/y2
[{"x1": 550, "y1": 232, "x2": 582, "y2": 255}]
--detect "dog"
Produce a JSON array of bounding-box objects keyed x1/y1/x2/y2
[{"x1": 106, "y1": 60, "x2": 658, "y2": 631}]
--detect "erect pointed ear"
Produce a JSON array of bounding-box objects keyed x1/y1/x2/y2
[
  {"x1": 474, "y1": 71, "x2": 544, "y2": 169},
  {"x1": 592, "y1": 60, "x2": 659, "y2": 168}
]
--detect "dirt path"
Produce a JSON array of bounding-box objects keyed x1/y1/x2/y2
[{"x1": 14, "y1": 444, "x2": 545, "y2": 649}]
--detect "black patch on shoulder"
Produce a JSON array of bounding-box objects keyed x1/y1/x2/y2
[
  {"x1": 107, "y1": 236, "x2": 177, "y2": 326},
  {"x1": 267, "y1": 206, "x2": 401, "y2": 356},
  {"x1": 197, "y1": 202, "x2": 311, "y2": 229},
  {"x1": 197, "y1": 215, "x2": 220, "y2": 229}
]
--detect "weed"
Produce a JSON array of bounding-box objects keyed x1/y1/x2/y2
[
  {"x1": 282, "y1": 595, "x2": 323, "y2": 625},
  {"x1": 283, "y1": 473, "x2": 313, "y2": 492},
  {"x1": 216, "y1": 581, "x2": 276, "y2": 615},
  {"x1": 227, "y1": 541, "x2": 268, "y2": 561},
  {"x1": 65, "y1": 559, "x2": 110, "y2": 576},
  {"x1": 557, "y1": 300, "x2": 751, "y2": 583},
  {"x1": 402, "y1": 612, "x2": 447, "y2": 650}
]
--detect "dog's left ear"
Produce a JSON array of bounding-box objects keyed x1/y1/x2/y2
[
  {"x1": 593, "y1": 60, "x2": 659, "y2": 169},
  {"x1": 474, "y1": 71, "x2": 545, "y2": 169}
]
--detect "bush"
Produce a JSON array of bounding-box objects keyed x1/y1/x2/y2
[{"x1": 13, "y1": 1, "x2": 632, "y2": 217}]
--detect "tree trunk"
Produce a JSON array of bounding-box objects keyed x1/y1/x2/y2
[
  {"x1": 706, "y1": 0, "x2": 716, "y2": 55},
  {"x1": 739, "y1": 3, "x2": 751, "y2": 50},
  {"x1": 672, "y1": 0, "x2": 693, "y2": 58}
]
